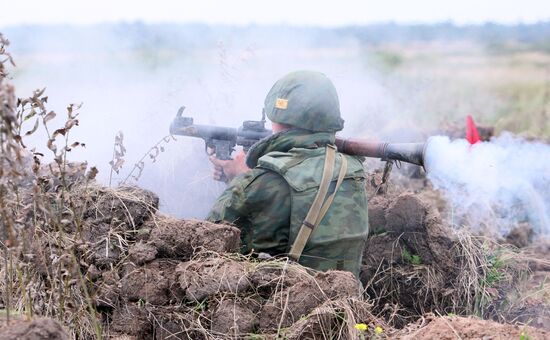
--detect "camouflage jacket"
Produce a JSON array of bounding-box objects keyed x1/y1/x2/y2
[{"x1": 206, "y1": 129, "x2": 369, "y2": 277}]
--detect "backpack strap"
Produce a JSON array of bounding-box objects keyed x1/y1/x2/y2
[{"x1": 288, "y1": 145, "x2": 348, "y2": 261}]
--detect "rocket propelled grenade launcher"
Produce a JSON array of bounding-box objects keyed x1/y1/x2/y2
[
  {"x1": 169, "y1": 106, "x2": 272, "y2": 160},
  {"x1": 334, "y1": 138, "x2": 426, "y2": 167},
  {"x1": 169, "y1": 107, "x2": 428, "y2": 168}
]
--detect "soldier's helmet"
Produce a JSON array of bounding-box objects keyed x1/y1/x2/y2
[{"x1": 263, "y1": 70, "x2": 344, "y2": 132}]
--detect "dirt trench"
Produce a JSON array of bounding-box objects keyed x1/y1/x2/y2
[
  {"x1": 1, "y1": 168, "x2": 548, "y2": 339},
  {"x1": 363, "y1": 183, "x2": 550, "y2": 331}
]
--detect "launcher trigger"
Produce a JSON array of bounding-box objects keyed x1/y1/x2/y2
[{"x1": 205, "y1": 141, "x2": 215, "y2": 156}]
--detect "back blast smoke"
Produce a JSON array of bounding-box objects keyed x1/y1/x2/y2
[{"x1": 424, "y1": 134, "x2": 550, "y2": 236}]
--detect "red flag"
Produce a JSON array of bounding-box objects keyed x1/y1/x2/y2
[{"x1": 466, "y1": 115, "x2": 481, "y2": 145}]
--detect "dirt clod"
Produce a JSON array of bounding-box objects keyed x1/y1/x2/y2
[
  {"x1": 95, "y1": 269, "x2": 121, "y2": 309},
  {"x1": 110, "y1": 304, "x2": 152, "y2": 339},
  {"x1": 361, "y1": 193, "x2": 461, "y2": 326},
  {"x1": 128, "y1": 242, "x2": 158, "y2": 265},
  {"x1": 148, "y1": 217, "x2": 240, "y2": 259},
  {"x1": 154, "y1": 320, "x2": 196, "y2": 340},
  {"x1": 121, "y1": 260, "x2": 183, "y2": 305},
  {"x1": 0, "y1": 318, "x2": 69, "y2": 340},
  {"x1": 505, "y1": 223, "x2": 535, "y2": 248},
  {"x1": 367, "y1": 195, "x2": 391, "y2": 235},
  {"x1": 248, "y1": 262, "x2": 311, "y2": 297},
  {"x1": 83, "y1": 186, "x2": 159, "y2": 229},
  {"x1": 259, "y1": 270, "x2": 361, "y2": 330},
  {"x1": 210, "y1": 298, "x2": 260, "y2": 336},
  {"x1": 176, "y1": 257, "x2": 251, "y2": 301}
]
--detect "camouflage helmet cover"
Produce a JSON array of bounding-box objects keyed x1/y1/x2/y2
[{"x1": 264, "y1": 70, "x2": 344, "y2": 132}]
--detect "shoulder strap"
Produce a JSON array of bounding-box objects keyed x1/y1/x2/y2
[{"x1": 288, "y1": 145, "x2": 348, "y2": 261}]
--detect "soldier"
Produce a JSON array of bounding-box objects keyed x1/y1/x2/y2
[{"x1": 207, "y1": 70, "x2": 369, "y2": 278}]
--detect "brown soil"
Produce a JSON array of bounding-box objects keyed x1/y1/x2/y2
[
  {"x1": 153, "y1": 312, "x2": 201, "y2": 340},
  {"x1": 209, "y1": 297, "x2": 261, "y2": 336},
  {"x1": 507, "y1": 239, "x2": 550, "y2": 330},
  {"x1": 82, "y1": 185, "x2": 159, "y2": 229},
  {"x1": 110, "y1": 304, "x2": 152, "y2": 339},
  {"x1": 248, "y1": 261, "x2": 313, "y2": 297},
  {"x1": 0, "y1": 317, "x2": 69, "y2": 340},
  {"x1": 94, "y1": 269, "x2": 121, "y2": 309},
  {"x1": 128, "y1": 241, "x2": 158, "y2": 265},
  {"x1": 361, "y1": 192, "x2": 460, "y2": 326},
  {"x1": 121, "y1": 259, "x2": 184, "y2": 305},
  {"x1": 2, "y1": 160, "x2": 548, "y2": 339},
  {"x1": 176, "y1": 257, "x2": 251, "y2": 302},
  {"x1": 505, "y1": 223, "x2": 535, "y2": 248},
  {"x1": 284, "y1": 298, "x2": 389, "y2": 340},
  {"x1": 148, "y1": 217, "x2": 241, "y2": 259},
  {"x1": 507, "y1": 300, "x2": 550, "y2": 330},
  {"x1": 259, "y1": 270, "x2": 360, "y2": 330},
  {"x1": 367, "y1": 195, "x2": 391, "y2": 235},
  {"x1": 398, "y1": 315, "x2": 549, "y2": 340}
]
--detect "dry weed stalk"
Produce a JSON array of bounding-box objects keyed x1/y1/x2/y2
[
  {"x1": 454, "y1": 230, "x2": 530, "y2": 321},
  {"x1": 363, "y1": 224, "x2": 532, "y2": 329},
  {"x1": 107, "y1": 128, "x2": 175, "y2": 186},
  {"x1": 109, "y1": 131, "x2": 126, "y2": 186},
  {"x1": 121, "y1": 134, "x2": 174, "y2": 184},
  {"x1": 0, "y1": 33, "x2": 102, "y2": 338}
]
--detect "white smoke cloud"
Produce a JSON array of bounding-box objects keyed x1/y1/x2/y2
[
  {"x1": 425, "y1": 134, "x2": 550, "y2": 236},
  {"x1": 5, "y1": 25, "x2": 405, "y2": 218},
  {"x1": 5, "y1": 24, "x2": 518, "y2": 219}
]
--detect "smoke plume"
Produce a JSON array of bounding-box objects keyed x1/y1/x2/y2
[
  {"x1": 425, "y1": 134, "x2": 550, "y2": 236},
  {"x1": 3, "y1": 23, "x2": 541, "y2": 221}
]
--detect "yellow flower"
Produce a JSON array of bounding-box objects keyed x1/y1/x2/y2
[
  {"x1": 354, "y1": 323, "x2": 368, "y2": 331},
  {"x1": 375, "y1": 326, "x2": 384, "y2": 334}
]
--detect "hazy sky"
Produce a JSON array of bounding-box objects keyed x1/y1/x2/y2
[{"x1": 1, "y1": 0, "x2": 549, "y2": 27}]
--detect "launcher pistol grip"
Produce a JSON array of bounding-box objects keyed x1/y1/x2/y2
[{"x1": 207, "y1": 139, "x2": 234, "y2": 160}]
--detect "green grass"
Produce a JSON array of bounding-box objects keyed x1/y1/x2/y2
[
  {"x1": 365, "y1": 44, "x2": 550, "y2": 139},
  {"x1": 484, "y1": 254, "x2": 506, "y2": 287},
  {"x1": 371, "y1": 50, "x2": 404, "y2": 70},
  {"x1": 401, "y1": 248, "x2": 422, "y2": 265}
]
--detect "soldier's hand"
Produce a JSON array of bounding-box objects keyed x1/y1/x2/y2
[{"x1": 209, "y1": 150, "x2": 250, "y2": 183}]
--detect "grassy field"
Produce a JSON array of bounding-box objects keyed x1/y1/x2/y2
[{"x1": 364, "y1": 42, "x2": 550, "y2": 138}]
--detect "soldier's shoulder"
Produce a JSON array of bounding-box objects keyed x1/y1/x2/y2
[{"x1": 230, "y1": 167, "x2": 286, "y2": 191}]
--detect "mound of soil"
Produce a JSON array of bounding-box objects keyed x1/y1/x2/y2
[
  {"x1": 110, "y1": 304, "x2": 152, "y2": 338},
  {"x1": 362, "y1": 184, "x2": 549, "y2": 331},
  {"x1": 361, "y1": 192, "x2": 460, "y2": 326},
  {"x1": 77, "y1": 185, "x2": 159, "y2": 236},
  {"x1": 148, "y1": 217, "x2": 241, "y2": 259},
  {"x1": 109, "y1": 256, "x2": 362, "y2": 339},
  {"x1": 259, "y1": 270, "x2": 360, "y2": 330},
  {"x1": 398, "y1": 315, "x2": 549, "y2": 340},
  {"x1": 121, "y1": 259, "x2": 184, "y2": 305},
  {"x1": 505, "y1": 223, "x2": 535, "y2": 248},
  {"x1": 176, "y1": 257, "x2": 251, "y2": 302},
  {"x1": 284, "y1": 298, "x2": 389, "y2": 340},
  {"x1": 0, "y1": 317, "x2": 69, "y2": 340},
  {"x1": 41, "y1": 183, "x2": 363, "y2": 339},
  {"x1": 2, "y1": 163, "x2": 547, "y2": 339},
  {"x1": 209, "y1": 298, "x2": 261, "y2": 335}
]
